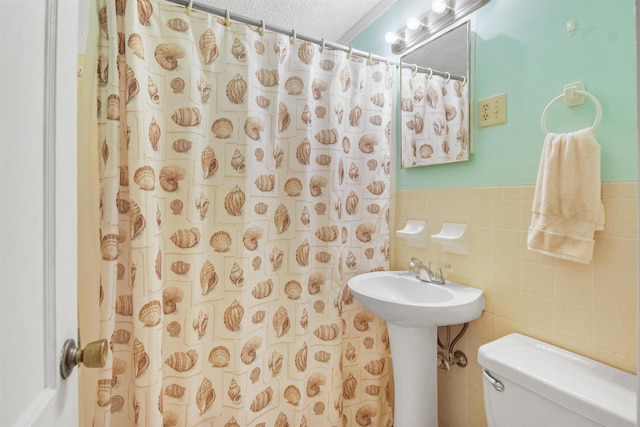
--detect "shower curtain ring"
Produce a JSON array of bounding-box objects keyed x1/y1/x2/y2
[
  {"x1": 444, "y1": 72, "x2": 451, "y2": 83},
  {"x1": 320, "y1": 38, "x2": 326, "y2": 53},
  {"x1": 224, "y1": 9, "x2": 231, "y2": 26},
  {"x1": 461, "y1": 76, "x2": 467, "y2": 86},
  {"x1": 290, "y1": 30, "x2": 296, "y2": 45},
  {"x1": 185, "y1": 0, "x2": 194, "y2": 15},
  {"x1": 426, "y1": 67, "x2": 433, "y2": 79},
  {"x1": 386, "y1": 58, "x2": 390, "y2": 71},
  {"x1": 367, "y1": 52, "x2": 373, "y2": 66},
  {"x1": 347, "y1": 46, "x2": 353, "y2": 59},
  {"x1": 412, "y1": 64, "x2": 418, "y2": 76},
  {"x1": 259, "y1": 20, "x2": 266, "y2": 36}
]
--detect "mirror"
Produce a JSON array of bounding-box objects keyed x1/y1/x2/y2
[{"x1": 400, "y1": 21, "x2": 471, "y2": 168}]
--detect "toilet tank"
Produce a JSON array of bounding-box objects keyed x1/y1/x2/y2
[{"x1": 478, "y1": 333, "x2": 636, "y2": 427}]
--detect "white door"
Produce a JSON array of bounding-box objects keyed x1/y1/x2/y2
[{"x1": 1, "y1": 0, "x2": 80, "y2": 425}]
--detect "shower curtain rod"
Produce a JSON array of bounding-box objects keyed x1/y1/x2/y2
[{"x1": 164, "y1": 0, "x2": 466, "y2": 82}]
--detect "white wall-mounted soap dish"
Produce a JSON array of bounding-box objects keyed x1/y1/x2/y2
[
  {"x1": 431, "y1": 223, "x2": 468, "y2": 255},
  {"x1": 396, "y1": 220, "x2": 427, "y2": 248}
]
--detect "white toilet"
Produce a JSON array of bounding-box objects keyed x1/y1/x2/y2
[{"x1": 478, "y1": 333, "x2": 637, "y2": 427}]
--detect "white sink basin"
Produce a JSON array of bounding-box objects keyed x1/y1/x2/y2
[{"x1": 347, "y1": 270, "x2": 484, "y2": 327}]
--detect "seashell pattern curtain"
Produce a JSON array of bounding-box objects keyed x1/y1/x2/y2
[
  {"x1": 400, "y1": 68, "x2": 469, "y2": 167},
  {"x1": 93, "y1": 0, "x2": 395, "y2": 425}
]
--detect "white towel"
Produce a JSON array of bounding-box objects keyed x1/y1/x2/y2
[{"x1": 527, "y1": 128, "x2": 605, "y2": 264}]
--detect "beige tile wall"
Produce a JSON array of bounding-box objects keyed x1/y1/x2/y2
[{"x1": 392, "y1": 182, "x2": 638, "y2": 427}]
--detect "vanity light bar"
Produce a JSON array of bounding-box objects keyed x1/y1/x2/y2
[{"x1": 390, "y1": 0, "x2": 491, "y2": 54}]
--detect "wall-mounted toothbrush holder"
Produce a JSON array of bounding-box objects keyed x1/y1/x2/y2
[
  {"x1": 396, "y1": 220, "x2": 427, "y2": 248},
  {"x1": 431, "y1": 223, "x2": 468, "y2": 255}
]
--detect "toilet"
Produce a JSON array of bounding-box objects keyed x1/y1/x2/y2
[{"x1": 478, "y1": 333, "x2": 637, "y2": 427}]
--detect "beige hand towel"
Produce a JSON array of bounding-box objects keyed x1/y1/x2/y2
[{"x1": 527, "y1": 128, "x2": 604, "y2": 264}]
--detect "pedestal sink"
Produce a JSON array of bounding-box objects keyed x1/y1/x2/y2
[{"x1": 347, "y1": 270, "x2": 484, "y2": 427}]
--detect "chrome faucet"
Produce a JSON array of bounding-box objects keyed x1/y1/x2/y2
[{"x1": 408, "y1": 257, "x2": 450, "y2": 285}]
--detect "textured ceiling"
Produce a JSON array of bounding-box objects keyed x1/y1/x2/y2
[
  {"x1": 196, "y1": 0, "x2": 396, "y2": 44},
  {"x1": 78, "y1": 0, "x2": 397, "y2": 53}
]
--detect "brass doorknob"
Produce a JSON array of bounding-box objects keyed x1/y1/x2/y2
[{"x1": 60, "y1": 338, "x2": 108, "y2": 379}]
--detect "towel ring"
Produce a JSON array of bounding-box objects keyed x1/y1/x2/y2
[{"x1": 541, "y1": 88, "x2": 602, "y2": 133}]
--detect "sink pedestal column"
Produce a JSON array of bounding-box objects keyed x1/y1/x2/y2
[{"x1": 386, "y1": 323, "x2": 438, "y2": 427}]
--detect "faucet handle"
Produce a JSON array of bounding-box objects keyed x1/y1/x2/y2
[
  {"x1": 433, "y1": 263, "x2": 451, "y2": 282},
  {"x1": 408, "y1": 257, "x2": 422, "y2": 269}
]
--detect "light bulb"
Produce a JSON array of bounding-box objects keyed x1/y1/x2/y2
[
  {"x1": 407, "y1": 17, "x2": 424, "y2": 30},
  {"x1": 385, "y1": 32, "x2": 402, "y2": 44},
  {"x1": 432, "y1": 0, "x2": 451, "y2": 15}
]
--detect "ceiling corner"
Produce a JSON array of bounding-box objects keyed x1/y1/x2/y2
[{"x1": 339, "y1": 0, "x2": 399, "y2": 44}]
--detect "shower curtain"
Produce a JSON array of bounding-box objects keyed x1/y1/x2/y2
[{"x1": 91, "y1": 0, "x2": 395, "y2": 425}]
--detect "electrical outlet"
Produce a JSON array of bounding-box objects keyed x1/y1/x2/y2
[{"x1": 478, "y1": 93, "x2": 507, "y2": 128}]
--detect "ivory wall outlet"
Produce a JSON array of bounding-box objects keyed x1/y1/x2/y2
[{"x1": 478, "y1": 93, "x2": 507, "y2": 128}]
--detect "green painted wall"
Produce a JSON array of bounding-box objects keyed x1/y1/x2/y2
[{"x1": 351, "y1": 0, "x2": 637, "y2": 189}]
